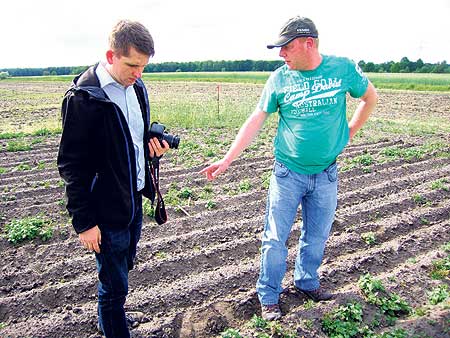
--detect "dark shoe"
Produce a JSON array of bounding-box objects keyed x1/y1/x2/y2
[
  {"x1": 261, "y1": 304, "x2": 282, "y2": 321},
  {"x1": 295, "y1": 286, "x2": 333, "y2": 302},
  {"x1": 126, "y1": 311, "x2": 145, "y2": 328},
  {"x1": 97, "y1": 311, "x2": 145, "y2": 334}
]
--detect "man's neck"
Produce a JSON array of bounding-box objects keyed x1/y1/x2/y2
[
  {"x1": 303, "y1": 52, "x2": 323, "y2": 71},
  {"x1": 104, "y1": 63, "x2": 126, "y2": 87}
]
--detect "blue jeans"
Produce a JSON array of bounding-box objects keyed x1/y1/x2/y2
[
  {"x1": 256, "y1": 160, "x2": 338, "y2": 305},
  {"x1": 95, "y1": 194, "x2": 142, "y2": 338}
]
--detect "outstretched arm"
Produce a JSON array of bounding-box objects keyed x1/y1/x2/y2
[{"x1": 199, "y1": 109, "x2": 269, "y2": 180}]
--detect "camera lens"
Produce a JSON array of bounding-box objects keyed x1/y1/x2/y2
[{"x1": 163, "y1": 134, "x2": 180, "y2": 149}]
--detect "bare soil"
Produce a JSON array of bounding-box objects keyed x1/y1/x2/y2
[{"x1": 0, "y1": 82, "x2": 449, "y2": 338}]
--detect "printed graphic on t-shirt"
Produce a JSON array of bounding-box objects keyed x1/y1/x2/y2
[{"x1": 282, "y1": 75, "x2": 342, "y2": 117}]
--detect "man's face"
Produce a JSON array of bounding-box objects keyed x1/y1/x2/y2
[
  {"x1": 278, "y1": 38, "x2": 310, "y2": 70},
  {"x1": 107, "y1": 46, "x2": 150, "y2": 87}
]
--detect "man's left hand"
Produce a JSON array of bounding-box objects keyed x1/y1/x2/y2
[{"x1": 149, "y1": 137, "x2": 170, "y2": 158}]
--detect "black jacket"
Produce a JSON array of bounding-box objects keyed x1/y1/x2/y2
[{"x1": 57, "y1": 64, "x2": 155, "y2": 234}]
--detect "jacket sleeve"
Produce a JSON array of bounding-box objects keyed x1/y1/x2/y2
[{"x1": 57, "y1": 90, "x2": 98, "y2": 234}]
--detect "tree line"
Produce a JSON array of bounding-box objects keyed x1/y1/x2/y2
[{"x1": 1, "y1": 57, "x2": 449, "y2": 78}]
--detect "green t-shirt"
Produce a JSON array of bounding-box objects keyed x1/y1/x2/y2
[{"x1": 258, "y1": 55, "x2": 369, "y2": 174}]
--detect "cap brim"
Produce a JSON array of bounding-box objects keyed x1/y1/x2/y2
[
  {"x1": 266, "y1": 36, "x2": 297, "y2": 49},
  {"x1": 267, "y1": 34, "x2": 319, "y2": 49}
]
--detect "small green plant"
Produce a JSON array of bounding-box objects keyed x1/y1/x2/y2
[
  {"x1": 0, "y1": 167, "x2": 7, "y2": 174},
  {"x1": 431, "y1": 178, "x2": 449, "y2": 191},
  {"x1": 36, "y1": 161, "x2": 46, "y2": 170},
  {"x1": 142, "y1": 199, "x2": 155, "y2": 217},
  {"x1": 406, "y1": 257, "x2": 417, "y2": 264},
  {"x1": 355, "y1": 153, "x2": 375, "y2": 166},
  {"x1": 155, "y1": 251, "x2": 167, "y2": 259},
  {"x1": 322, "y1": 302, "x2": 363, "y2": 337},
  {"x1": 358, "y1": 273, "x2": 411, "y2": 323},
  {"x1": 249, "y1": 315, "x2": 269, "y2": 330},
  {"x1": 261, "y1": 171, "x2": 271, "y2": 189},
  {"x1": 179, "y1": 187, "x2": 193, "y2": 199},
  {"x1": 239, "y1": 179, "x2": 252, "y2": 192},
  {"x1": 246, "y1": 315, "x2": 296, "y2": 337},
  {"x1": 221, "y1": 328, "x2": 242, "y2": 338},
  {"x1": 303, "y1": 299, "x2": 315, "y2": 310},
  {"x1": 198, "y1": 184, "x2": 214, "y2": 200},
  {"x1": 164, "y1": 183, "x2": 182, "y2": 206},
  {"x1": 430, "y1": 256, "x2": 450, "y2": 280},
  {"x1": 361, "y1": 231, "x2": 377, "y2": 245},
  {"x1": 428, "y1": 284, "x2": 449, "y2": 305},
  {"x1": 0, "y1": 322, "x2": 6, "y2": 329},
  {"x1": 442, "y1": 242, "x2": 450, "y2": 252},
  {"x1": 5, "y1": 216, "x2": 53, "y2": 244},
  {"x1": 412, "y1": 194, "x2": 429, "y2": 205},
  {"x1": 31, "y1": 137, "x2": 43, "y2": 145},
  {"x1": 413, "y1": 306, "x2": 428, "y2": 317},
  {"x1": 301, "y1": 318, "x2": 314, "y2": 330},
  {"x1": 377, "y1": 328, "x2": 408, "y2": 338},
  {"x1": 15, "y1": 163, "x2": 31, "y2": 171},
  {"x1": 205, "y1": 200, "x2": 216, "y2": 209}
]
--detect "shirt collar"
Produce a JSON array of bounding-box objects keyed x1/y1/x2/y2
[{"x1": 96, "y1": 62, "x2": 121, "y2": 89}]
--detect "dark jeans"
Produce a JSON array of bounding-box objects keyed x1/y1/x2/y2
[{"x1": 95, "y1": 194, "x2": 142, "y2": 338}]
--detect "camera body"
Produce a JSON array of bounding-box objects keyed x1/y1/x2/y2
[{"x1": 149, "y1": 122, "x2": 180, "y2": 149}]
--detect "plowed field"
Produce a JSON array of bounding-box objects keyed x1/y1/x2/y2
[{"x1": 0, "y1": 80, "x2": 449, "y2": 338}]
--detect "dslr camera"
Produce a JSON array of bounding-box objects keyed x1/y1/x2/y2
[{"x1": 149, "y1": 122, "x2": 180, "y2": 149}]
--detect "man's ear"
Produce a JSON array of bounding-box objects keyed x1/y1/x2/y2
[{"x1": 106, "y1": 50, "x2": 114, "y2": 64}]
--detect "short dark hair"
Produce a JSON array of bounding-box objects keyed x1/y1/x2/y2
[{"x1": 109, "y1": 20, "x2": 155, "y2": 57}]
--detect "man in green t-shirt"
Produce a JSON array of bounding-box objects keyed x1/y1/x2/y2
[{"x1": 200, "y1": 16, "x2": 378, "y2": 321}]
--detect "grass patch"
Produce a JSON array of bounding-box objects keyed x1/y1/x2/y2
[
  {"x1": 367, "y1": 73, "x2": 450, "y2": 92},
  {"x1": 366, "y1": 118, "x2": 450, "y2": 136},
  {"x1": 143, "y1": 71, "x2": 271, "y2": 84},
  {"x1": 6, "y1": 140, "x2": 31, "y2": 152},
  {"x1": 7, "y1": 72, "x2": 450, "y2": 92}
]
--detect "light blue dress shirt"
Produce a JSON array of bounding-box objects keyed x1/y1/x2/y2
[{"x1": 96, "y1": 62, "x2": 145, "y2": 191}]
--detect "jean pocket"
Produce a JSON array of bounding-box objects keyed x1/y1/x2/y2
[
  {"x1": 273, "y1": 161, "x2": 289, "y2": 178},
  {"x1": 326, "y1": 161, "x2": 338, "y2": 182}
]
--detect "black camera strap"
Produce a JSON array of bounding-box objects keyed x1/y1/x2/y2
[{"x1": 150, "y1": 158, "x2": 167, "y2": 225}]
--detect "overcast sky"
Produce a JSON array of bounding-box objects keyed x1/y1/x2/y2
[{"x1": 1, "y1": 0, "x2": 449, "y2": 69}]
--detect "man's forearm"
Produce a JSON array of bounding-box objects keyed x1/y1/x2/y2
[{"x1": 223, "y1": 109, "x2": 269, "y2": 164}]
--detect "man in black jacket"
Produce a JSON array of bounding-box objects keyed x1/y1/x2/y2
[{"x1": 57, "y1": 20, "x2": 169, "y2": 338}]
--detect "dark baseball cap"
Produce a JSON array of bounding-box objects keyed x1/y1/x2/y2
[{"x1": 267, "y1": 16, "x2": 318, "y2": 49}]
